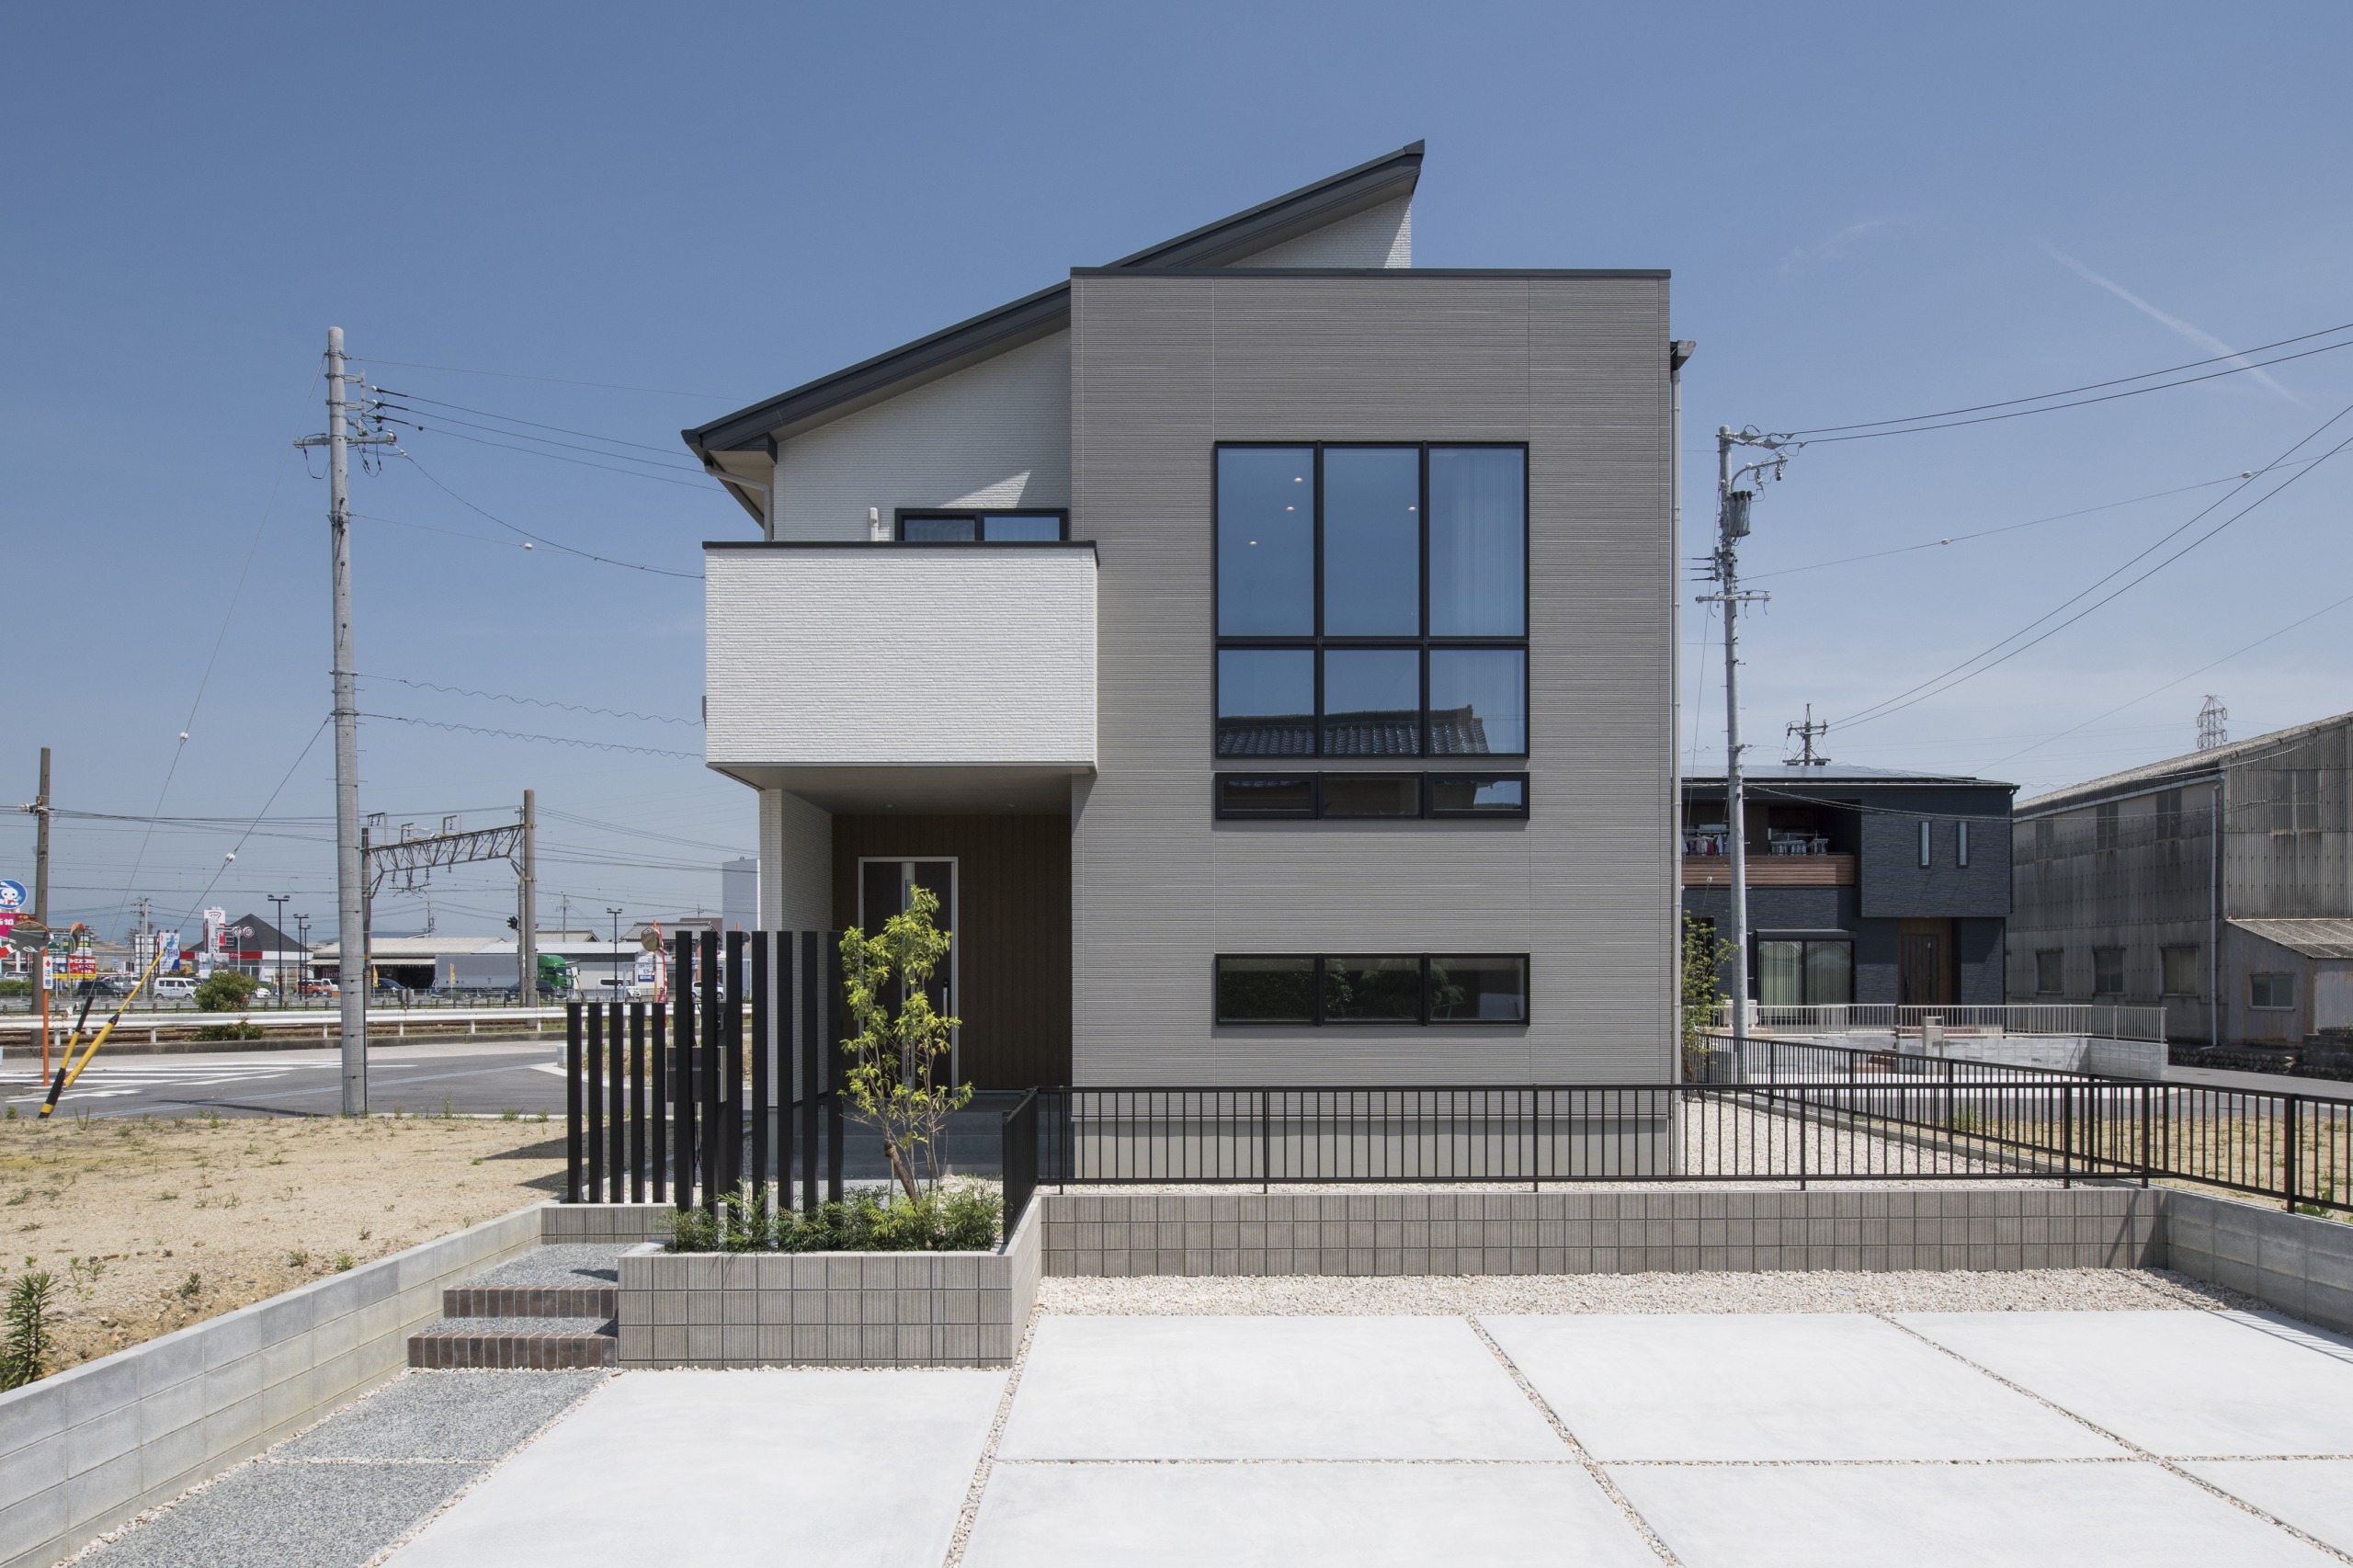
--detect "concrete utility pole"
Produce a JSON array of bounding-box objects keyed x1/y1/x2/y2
[
  {"x1": 31, "y1": 746, "x2": 51, "y2": 927},
  {"x1": 517, "y1": 790, "x2": 537, "y2": 1005},
  {"x1": 1700, "y1": 426, "x2": 1792, "y2": 1053},
  {"x1": 296, "y1": 329, "x2": 391, "y2": 1114}
]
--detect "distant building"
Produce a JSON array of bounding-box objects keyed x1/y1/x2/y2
[
  {"x1": 722, "y1": 858, "x2": 757, "y2": 932},
  {"x1": 1681, "y1": 765, "x2": 2016, "y2": 1006},
  {"x1": 2008, "y1": 711, "x2": 2353, "y2": 1048}
]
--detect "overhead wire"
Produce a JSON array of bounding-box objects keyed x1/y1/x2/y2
[
  {"x1": 380, "y1": 392, "x2": 701, "y2": 459},
  {"x1": 393, "y1": 451, "x2": 703, "y2": 579},
  {"x1": 358, "y1": 674, "x2": 699, "y2": 728},
  {"x1": 358, "y1": 712, "x2": 702, "y2": 760},
  {"x1": 1828, "y1": 399, "x2": 2353, "y2": 733},
  {"x1": 171, "y1": 719, "x2": 331, "y2": 929},
  {"x1": 381, "y1": 420, "x2": 713, "y2": 488},
  {"x1": 353, "y1": 358, "x2": 736, "y2": 400}
]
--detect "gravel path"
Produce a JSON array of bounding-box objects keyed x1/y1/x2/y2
[
  {"x1": 460, "y1": 1244, "x2": 629, "y2": 1289},
  {"x1": 1038, "y1": 1267, "x2": 2264, "y2": 1317}
]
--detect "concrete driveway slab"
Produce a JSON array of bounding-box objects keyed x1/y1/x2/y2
[
  {"x1": 384, "y1": 1368, "x2": 1005, "y2": 1568},
  {"x1": 2185, "y1": 1460, "x2": 2353, "y2": 1554},
  {"x1": 1483, "y1": 1313, "x2": 2120, "y2": 1461},
  {"x1": 962, "y1": 1462, "x2": 1659, "y2": 1568},
  {"x1": 1611, "y1": 1460, "x2": 2336, "y2": 1567},
  {"x1": 995, "y1": 1316, "x2": 1562, "y2": 1460},
  {"x1": 1899, "y1": 1311, "x2": 2353, "y2": 1456}
]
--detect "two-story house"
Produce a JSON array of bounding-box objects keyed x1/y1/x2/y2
[
  {"x1": 2008, "y1": 710, "x2": 2353, "y2": 1048},
  {"x1": 1681, "y1": 765, "x2": 2016, "y2": 1006},
  {"x1": 691, "y1": 143, "x2": 1679, "y2": 1087}
]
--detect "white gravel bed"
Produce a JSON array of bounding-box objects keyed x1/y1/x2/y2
[
  {"x1": 1038, "y1": 1267, "x2": 2261, "y2": 1317},
  {"x1": 1051, "y1": 1179, "x2": 2082, "y2": 1196}
]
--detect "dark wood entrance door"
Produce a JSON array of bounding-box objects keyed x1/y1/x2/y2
[{"x1": 1897, "y1": 918, "x2": 1955, "y2": 1006}]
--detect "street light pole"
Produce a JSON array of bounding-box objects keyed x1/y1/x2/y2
[
  {"x1": 607, "y1": 908, "x2": 623, "y2": 999},
  {"x1": 267, "y1": 893, "x2": 290, "y2": 1010}
]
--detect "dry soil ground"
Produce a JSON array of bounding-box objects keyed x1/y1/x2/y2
[{"x1": 0, "y1": 1111, "x2": 565, "y2": 1370}]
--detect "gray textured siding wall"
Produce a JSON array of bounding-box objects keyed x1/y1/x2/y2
[
  {"x1": 1069, "y1": 271, "x2": 1675, "y2": 1085},
  {"x1": 1857, "y1": 787, "x2": 2014, "y2": 920}
]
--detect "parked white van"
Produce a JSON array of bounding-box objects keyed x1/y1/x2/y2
[{"x1": 153, "y1": 976, "x2": 199, "y2": 1002}]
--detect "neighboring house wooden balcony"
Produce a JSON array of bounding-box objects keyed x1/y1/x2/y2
[
  {"x1": 703, "y1": 540, "x2": 1097, "y2": 812},
  {"x1": 1681, "y1": 851, "x2": 1858, "y2": 888}
]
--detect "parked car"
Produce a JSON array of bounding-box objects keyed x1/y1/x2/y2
[
  {"x1": 153, "y1": 976, "x2": 199, "y2": 1002},
  {"x1": 298, "y1": 979, "x2": 339, "y2": 999},
  {"x1": 73, "y1": 976, "x2": 137, "y2": 1000}
]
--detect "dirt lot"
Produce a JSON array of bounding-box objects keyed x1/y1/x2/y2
[{"x1": 0, "y1": 1110, "x2": 565, "y2": 1371}]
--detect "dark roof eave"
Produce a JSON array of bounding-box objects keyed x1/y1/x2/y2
[{"x1": 681, "y1": 142, "x2": 1426, "y2": 459}]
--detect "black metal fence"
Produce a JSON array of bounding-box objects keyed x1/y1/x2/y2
[{"x1": 1014, "y1": 1062, "x2": 2353, "y2": 1215}]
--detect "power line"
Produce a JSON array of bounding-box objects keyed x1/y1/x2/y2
[
  {"x1": 358, "y1": 712, "x2": 702, "y2": 760},
  {"x1": 1745, "y1": 460, "x2": 2319, "y2": 582},
  {"x1": 172, "y1": 719, "x2": 331, "y2": 929},
  {"x1": 1785, "y1": 318, "x2": 2353, "y2": 439},
  {"x1": 353, "y1": 358, "x2": 737, "y2": 400},
  {"x1": 539, "y1": 807, "x2": 751, "y2": 857},
  {"x1": 380, "y1": 392, "x2": 699, "y2": 459},
  {"x1": 394, "y1": 452, "x2": 702, "y2": 580},
  {"x1": 358, "y1": 674, "x2": 699, "y2": 727},
  {"x1": 1830, "y1": 401, "x2": 2353, "y2": 733},
  {"x1": 382, "y1": 419, "x2": 714, "y2": 488}
]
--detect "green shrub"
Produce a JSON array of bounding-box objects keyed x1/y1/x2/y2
[
  {"x1": 662, "y1": 1182, "x2": 1001, "y2": 1255},
  {"x1": 194, "y1": 971, "x2": 260, "y2": 1011},
  {"x1": 0, "y1": 980, "x2": 31, "y2": 1000},
  {"x1": 1, "y1": 1271, "x2": 57, "y2": 1390},
  {"x1": 190, "y1": 1020, "x2": 267, "y2": 1041}
]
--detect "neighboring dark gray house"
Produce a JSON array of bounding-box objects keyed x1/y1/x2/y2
[
  {"x1": 691, "y1": 143, "x2": 1679, "y2": 1086},
  {"x1": 1681, "y1": 766, "x2": 2016, "y2": 1007},
  {"x1": 2008, "y1": 710, "x2": 2353, "y2": 1048}
]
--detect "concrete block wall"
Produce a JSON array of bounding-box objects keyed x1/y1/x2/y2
[
  {"x1": 615, "y1": 1202, "x2": 1040, "y2": 1368},
  {"x1": 1040, "y1": 1188, "x2": 2164, "y2": 1278},
  {"x1": 0, "y1": 1203, "x2": 542, "y2": 1568},
  {"x1": 2165, "y1": 1189, "x2": 2353, "y2": 1335}
]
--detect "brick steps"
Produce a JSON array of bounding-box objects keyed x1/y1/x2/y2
[
  {"x1": 408, "y1": 1267, "x2": 621, "y2": 1369},
  {"x1": 444, "y1": 1284, "x2": 620, "y2": 1318}
]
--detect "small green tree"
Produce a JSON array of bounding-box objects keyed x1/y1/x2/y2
[
  {"x1": 195, "y1": 970, "x2": 260, "y2": 1012},
  {"x1": 838, "y1": 886, "x2": 971, "y2": 1205},
  {"x1": 1679, "y1": 915, "x2": 1726, "y2": 1078},
  {"x1": 0, "y1": 1271, "x2": 56, "y2": 1390}
]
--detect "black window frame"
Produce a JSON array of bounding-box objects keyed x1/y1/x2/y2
[
  {"x1": 1212, "y1": 771, "x2": 1531, "y2": 821},
  {"x1": 1212, "y1": 953, "x2": 1530, "y2": 1026},
  {"x1": 1213, "y1": 442, "x2": 1530, "y2": 761},
  {"x1": 893, "y1": 507, "x2": 1071, "y2": 542}
]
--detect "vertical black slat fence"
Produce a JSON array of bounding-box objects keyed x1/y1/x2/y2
[
  {"x1": 564, "y1": 1003, "x2": 583, "y2": 1203},
  {"x1": 773, "y1": 935, "x2": 794, "y2": 1210},
  {"x1": 650, "y1": 1002, "x2": 668, "y2": 1205},
  {"x1": 750, "y1": 931, "x2": 770, "y2": 1213},
  {"x1": 825, "y1": 935, "x2": 846, "y2": 1204},
  {"x1": 629, "y1": 1003, "x2": 647, "y2": 1204},
  {"x1": 607, "y1": 997, "x2": 626, "y2": 1194},
  {"x1": 672, "y1": 933, "x2": 695, "y2": 1210},
  {"x1": 800, "y1": 931, "x2": 822, "y2": 1212},
  {"x1": 699, "y1": 930, "x2": 721, "y2": 1206},
  {"x1": 1001, "y1": 1089, "x2": 1039, "y2": 1234},
  {"x1": 585, "y1": 1001, "x2": 605, "y2": 1200},
  {"x1": 723, "y1": 930, "x2": 746, "y2": 1200}
]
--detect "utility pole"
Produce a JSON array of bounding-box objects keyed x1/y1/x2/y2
[
  {"x1": 1786, "y1": 705, "x2": 1830, "y2": 767},
  {"x1": 517, "y1": 790, "x2": 538, "y2": 1006},
  {"x1": 1699, "y1": 426, "x2": 1792, "y2": 1053},
  {"x1": 31, "y1": 746, "x2": 51, "y2": 927},
  {"x1": 296, "y1": 328, "x2": 391, "y2": 1115},
  {"x1": 267, "y1": 892, "x2": 290, "y2": 1008}
]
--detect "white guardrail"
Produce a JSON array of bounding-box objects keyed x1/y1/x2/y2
[
  {"x1": 0, "y1": 1006, "x2": 572, "y2": 1046},
  {"x1": 1707, "y1": 1002, "x2": 2169, "y2": 1043}
]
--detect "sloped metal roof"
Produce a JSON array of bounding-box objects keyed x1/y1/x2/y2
[{"x1": 2230, "y1": 918, "x2": 2353, "y2": 960}]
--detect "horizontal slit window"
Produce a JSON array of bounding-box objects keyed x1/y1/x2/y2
[
  {"x1": 1213, "y1": 772, "x2": 1529, "y2": 821},
  {"x1": 1215, "y1": 954, "x2": 1529, "y2": 1026}
]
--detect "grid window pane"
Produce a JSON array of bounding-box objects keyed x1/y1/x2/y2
[
  {"x1": 1427, "y1": 648, "x2": 1526, "y2": 755},
  {"x1": 1757, "y1": 940, "x2": 1804, "y2": 1006},
  {"x1": 1323, "y1": 648, "x2": 1422, "y2": 756},
  {"x1": 2036, "y1": 949, "x2": 2063, "y2": 994},
  {"x1": 1217, "y1": 775, "x2": 1315, "y2": 816},
  {"x1": 1218, "y1": 448, "x2": 1315, "y2": 635},
  {"x1": 1217, "y1": 650, "x2": 1315, "y2": 756},
  {"x1": 1803, "y1": 941, "x2": 1853, "y2": 1005},
  {"x1": 982, "y1": 514, "x2": 1062, "y2": 541},
  {"x1": 1216, "y1": 956, "x2": 1317, "y2": 1023},
  {"x1": 1430, "y1": 775, "x2": 1527, "y2": 816},
  {"x1": 1427, "y1": 448, "x2": 1525, "y2": 636},
  {"x1": 1320, "y1": 775, "x2": 1420, "y2": 817},
  {"x1": 1322, "y1": 447, "x2": 1421, "y2": 635},
  {"x1": 1429, "y1": 955, "x2": 1527, "y2": 1022},
  {"x1": 903, "y1": 516, "x2": 977, "y2": 541},
  {"x1": 1323, "y1": 956, "x2": 1423, "y2": 1022}
]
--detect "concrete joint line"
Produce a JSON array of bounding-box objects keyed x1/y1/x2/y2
[
  {"x1": 1468, "y1": 1316, "x2": 1683, "y2": 1568},
  {"x1": 1872, "y1": 1312, "x2": 2353, "y2": 1567},
  {"x1": 940, "y1": 1306, "x2": 1043, "y2": 1568}
]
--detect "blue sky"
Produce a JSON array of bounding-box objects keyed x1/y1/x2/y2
[{"x1": 5, "y1": 1, "x2": 2348, "y2": 940}]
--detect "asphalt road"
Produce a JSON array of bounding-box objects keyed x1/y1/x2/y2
[{"x1": 0, "y1": 1039, "x2": 570, "y2": 1120}]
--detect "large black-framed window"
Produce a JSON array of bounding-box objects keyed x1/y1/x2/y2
[
  {"x1": 1213, "y1": 953, "x2": 1529, "y2": 1025},
  {"x1": 1214, "y1": 771, "x2": 1529, "y2": 820},
  {"x1": 1215, "y1": 444, "x2": 1528, "y2": 759},
  {"x1": 896, "y1": 508, "x2": 1068, "y2": 542}
]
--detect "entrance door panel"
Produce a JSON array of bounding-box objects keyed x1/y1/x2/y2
[
  {"x1": 1897, "y1": 918, "x2": 1953, "y2": 1006},
  {"x1": 858, "y1": 858, "x2": 958, "y2": 1074}
]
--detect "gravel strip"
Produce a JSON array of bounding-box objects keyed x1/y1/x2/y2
[
  {"x1": 75, "y1": 1461, "x2": 489, "y2": 1568},
  {"x1": 1038, "y1": 1267, "x2": 2264, "y2": 1317},
  {"x1": 278, "y1": 1369, "x2": 610, "y2": 1460},
  {"x1": 459, "y1": 1244, "x2": 631, "y2": 1289}
]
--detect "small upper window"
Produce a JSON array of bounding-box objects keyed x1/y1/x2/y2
[
  {"x1": 2096, "y1": 801, "x2": 2120, "y2": 852},
  {"x1": 2035, "y1": 949, "x2": 2063, "y2": 995},
  {"x1": 2093, "y1": 947, "x2": 2126, "y2": 997},
  {"x1": 1917, "y1": 821, "x2": 1932, "y2": 868},
  {"x1": 898, "y1": 510, "x2": 1067, "y2": 542}
]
